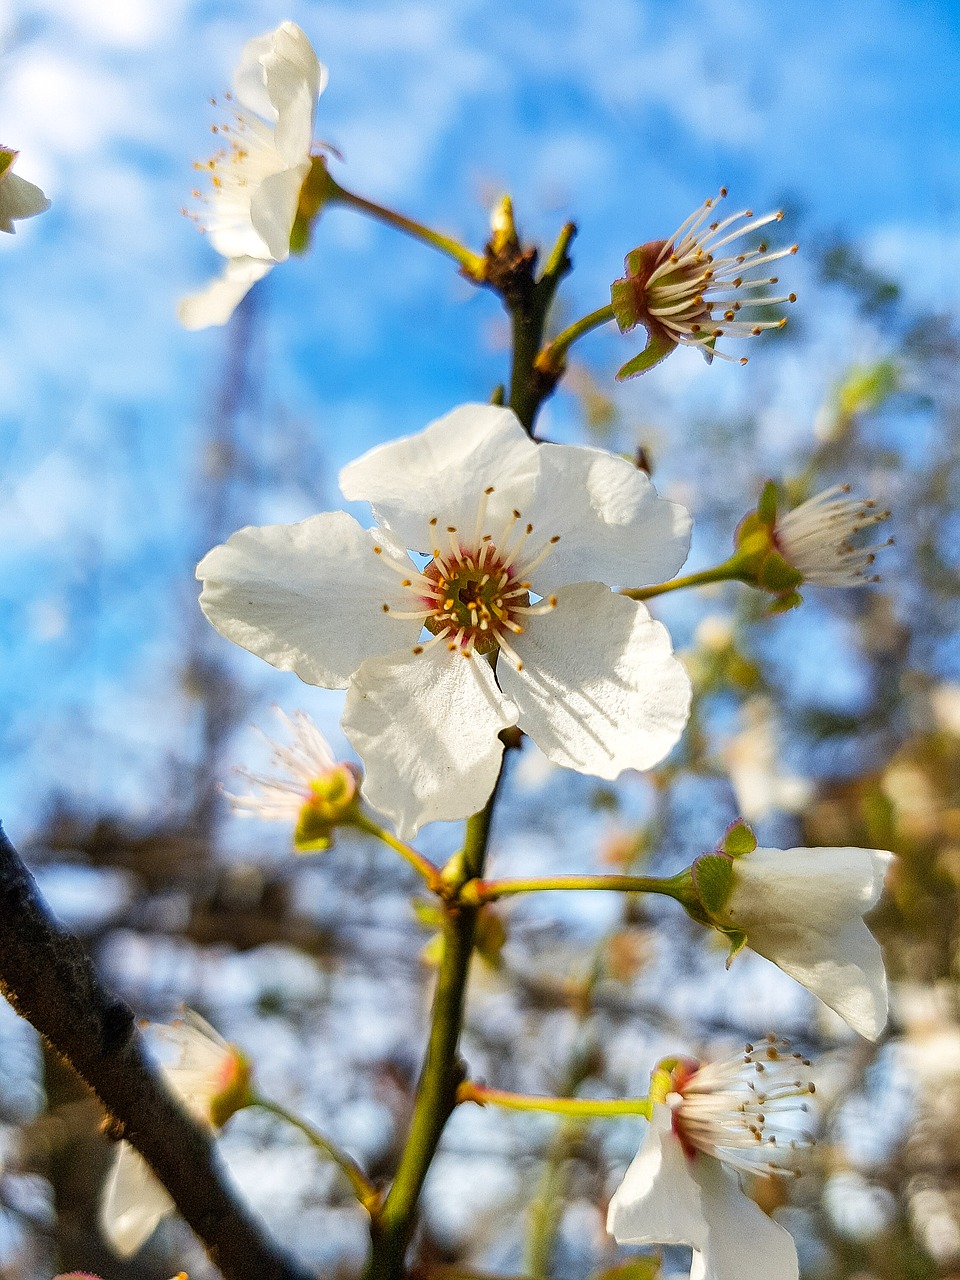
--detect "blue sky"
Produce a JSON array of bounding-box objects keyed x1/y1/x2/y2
[{"x1": 1, "y1": 0, "x2": 957, "y2": 830}]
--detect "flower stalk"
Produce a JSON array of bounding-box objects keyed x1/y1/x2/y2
[
  {"x1": 535, "y1": 302, "x2": 617, "y2": 376},
  {"x1": 322, "y1": 166, "x2": 485, "y2": 277},
  {"x1": 354, "y1": 812, "x2": 444, "y2": 891},
  {"x1": 458, "y1": 1081, "x2": 652, "y2": 1119},
  {"x1": 461, "y1": 871, "x2": 692, "y2": 906},
  {"x1": 253, "y1": 1095, "x2": 380, "y2": 1212}
]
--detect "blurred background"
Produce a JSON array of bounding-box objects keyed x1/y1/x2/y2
[{"x1": 1, "y1": 0, "x2": 959, "y2": 1277}]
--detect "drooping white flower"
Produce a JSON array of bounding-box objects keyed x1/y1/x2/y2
[
  {"x1": 611, "y1": 190, "x2": 797, "y2": 377},
  {"x1": 100, "y1": 1014, "x2": 250, "y2": 1258},
  {"x1": 227, "y1": 708, "x2": 361, "y2": 850},
  {"x1": 608, "y1": 1039, "x2": 814, "y2": 1280},
  {"x1": 198, "y1": 404, "x2": 693, "y2": 836},
  {"x1": 702, "y1": 844, "x2": 895, "y2": 1040},
  {"x1": 774, "y1": 485, "x2": 892, "y2": 586},
  {"x1": 178, "y1": 22, "x2": 326, "y2": 329},
  {"x1": 0, "y1": 146, "x2": 50, "y2": 233}
]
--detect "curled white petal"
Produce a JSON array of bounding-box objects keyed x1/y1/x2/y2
[
  {"x1": 177, "y1": 255, "x2": 274, "y2": 330},
  {"x1": 608, "y1": 1103, "x2": 707, "y2": 1248},
  {"x1": 100, "y1": 1141, "x2": 176, "y2": 1257}
]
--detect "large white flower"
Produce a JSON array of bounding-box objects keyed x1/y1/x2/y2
[
  {"x1": 100, "y1": 1014, "x2": 250, "y2": 1257},
  {"x1": 608, "y1": 1040, "x2": 814, "y2": 1280},
  {"x1": 0, "y1": 146, "x2": 50, "y2": 233},
  {"x1": 700, "y1": 844, "x2": 894, "y2": 1039},
  {"x1": 178, "y1": 22, "x2": 326, "y2": 330},
  {"x1": 198, "y1": 404, "x2": 693, "y2": 836}
]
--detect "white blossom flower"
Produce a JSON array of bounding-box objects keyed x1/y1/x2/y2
[
  {"x1": 709, "y1": 845, "x2": 895, "y2": 1040},
  {"x1": 774, "y1": 485, "x2": 892, "y2": 586},
  {"x1": 100, "y1": 1014, "x2": 250, "y2": 1258},
  {"x1": 608, "y1": 1039, "x2": 814, "y2": 1280},
  {"x1": 178, "y1": 22, "x2": 326, "y2": 330},
  {"x1": 227, "y1": 708, "x2": 361, "y2": 850},
  {"x1": 198, "y1": 403, "x2": 693, "y2": 836},
  {"x1": 0, "y1": 146, "x2": 50, "y2": 233},
  {"x1": 612, "y1": 190, "x2": 797, "y2": 376}
]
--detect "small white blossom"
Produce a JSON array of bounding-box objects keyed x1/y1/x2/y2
[
  {"x1": 100, "y1": 1014, "x2": 249, "y2": 1258},
  {"x1": 178, "y1": 22, "x2": 326, "y2": 329},
  {"x1": 227, "y1": 708, "x2": 361, "y2": 850},
  {"x1": 0, "y1": 146, "x2": 50, "y2": 233},
  {"x1": 614, "y1": 190, "x2": 797, "y2": 372},
  {"x1": 718, "y1": 846, "x2": 894, "y2": 1040},
  {"x1": 775, "y1": 485, "x2": 892, "y2": 586},
  {"x1": 198, "y1": 404, "x2": 693, "y2": 836},
  {"x1": 609, "y1": 1039, "x2": 814, "y2": 1280}
]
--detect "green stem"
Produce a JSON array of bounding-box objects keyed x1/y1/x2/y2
[
  {"x1": 463, "y1": 873, "x2": 687, "y2": 905},
  {"x1": 328, "y1": 176, "x2": 485, "y2": 277},
  {"x1": 365, "y1": 768, "x2": 507, "y2": 1280},
  {"x1": 253, "y1": 1096, "x2": 379, "y2": 1211},
  {"x1": 460, "y1": 1082, "x2": 651, "y2": 1119},
  {"x1": 506, "y1": 222, "x2": 577, "y2": 433},
  {"x1": 535, "y1": 303, "x2": 616, "y2": 375},
  {"x1": 621, "y1": 557, "x2": 746, "y2": 601},
  {"x1": 355, "y1": 813, "x2": 443, "y2": 891}
]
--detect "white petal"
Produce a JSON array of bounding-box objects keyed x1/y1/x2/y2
[
  {"x1": 0, "y1": 171, "x2": 51, "y2": 232},
  {"x1": 723, "y1": 847, "x2": 893, "y2": 1039},
  {"x1": 691, "y1": 1155, "x2": 798, "y2": 1280},
  {"x1": 339, "y1": 404, "x2": 540, "y2": 551},
  {"x1": 197, "y1": 511, "x2": 421, "y2": 688},
  {"x1": 607, "y1": 1104, "x2": 708, "y2": 1248},
  {"x1": 99, "y1": 1142, "x2": 175, "y2": 1258},
  {"x1": 250, "y1": 162, "x2": 311, "y2": 261},
  {"x1": 233, "y1": 22, "x2": 324, "y2": 140},
  {"x1": 525, "y1": 443, "x2": 692, "y2": 592},
  {"x1": 501, "y1": 583, "x2": 691, "y2": 778},
  {"x1": 177, "y1": 256, "x2": 273, "y2": 330},
  {"x1": 342, "y1": 645, "x2": 518, "y2": 837}
]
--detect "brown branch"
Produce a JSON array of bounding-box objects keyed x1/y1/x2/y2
[{"x1": 0, "y1": 821, "x2": 315, "y2": 1280}]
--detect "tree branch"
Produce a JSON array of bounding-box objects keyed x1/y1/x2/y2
[{"x1": 0, "y1": 821, "x2": 315, "y2": 1280}]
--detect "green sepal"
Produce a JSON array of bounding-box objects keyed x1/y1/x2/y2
[
  {"x1": 294, "y1": 807, "x2": 334, "y2": 853},
  {"x1": 757, "y1": 550, "x2": 803, "y2": 593},
  {"x1": 289, "y1": 154, "x2": 338, "y2": 256},
  {"x1": 720, "y1": 819, "x2": 757, "y2": 858},
  {"x1": 757, "y1": 479, "x2": 779, "y2": 527},
  {"x1": 724, "y1": 930, "x2": 749, "y2": 968},
  {"x1": 0, "y1": 147, "x2": 16, "y2": 182},
  {"x1": 690, "y1": 853, "x2": 735, "y2": 915},
  {"x1": 590, "y1": 1256, "x2": 662, "y2": 1280},
  {"x1": 766, "y1": 588, "x2": 803, "y2": 614},
  {"x1": 616, "y1": 330, "x2": 677, "y2": 381},
  {"x1": 209, "y1": 1050, "x2": 255, "y2": 1128},
  {"x1": 610, "y1": 276, "x2": 642, "y2": 333}
]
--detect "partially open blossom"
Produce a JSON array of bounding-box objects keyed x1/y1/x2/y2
[
  {"x1": 100, "y1": 1014, "x2": 251, "y2": 1257},
  {"x1": 608, "y1": 1039, "x2": 814, "y2": 1280},
  {"x1": 611, "y1": 190, "x2": 797, "y2": 378},
  {"x1": 688, "y1": 827, "x2": 894, "y2": 1039},
  {"x1": 198, "y1": 403, "x2": 693, "y2": 836},
  {"x1": 178, "y1": 22, "x2": 327, "y2": 329},
  {"x1": 0, "y1": 146, "x2": 50, "y2": 233},
  {"x1": 227, "y1": 708, "x2": 362, "y2": 851},
  {"x1": 732, "y1": 480, "x2": 892, "y2": 609}
]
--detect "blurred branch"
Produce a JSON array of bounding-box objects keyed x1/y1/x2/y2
[{"x1": 0, "y1": 822, "x2": 314, "y2": 1280}]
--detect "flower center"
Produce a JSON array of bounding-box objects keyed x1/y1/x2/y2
[{"x1": 376, "y1": 492, "x2": 560, "y2": 670}]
